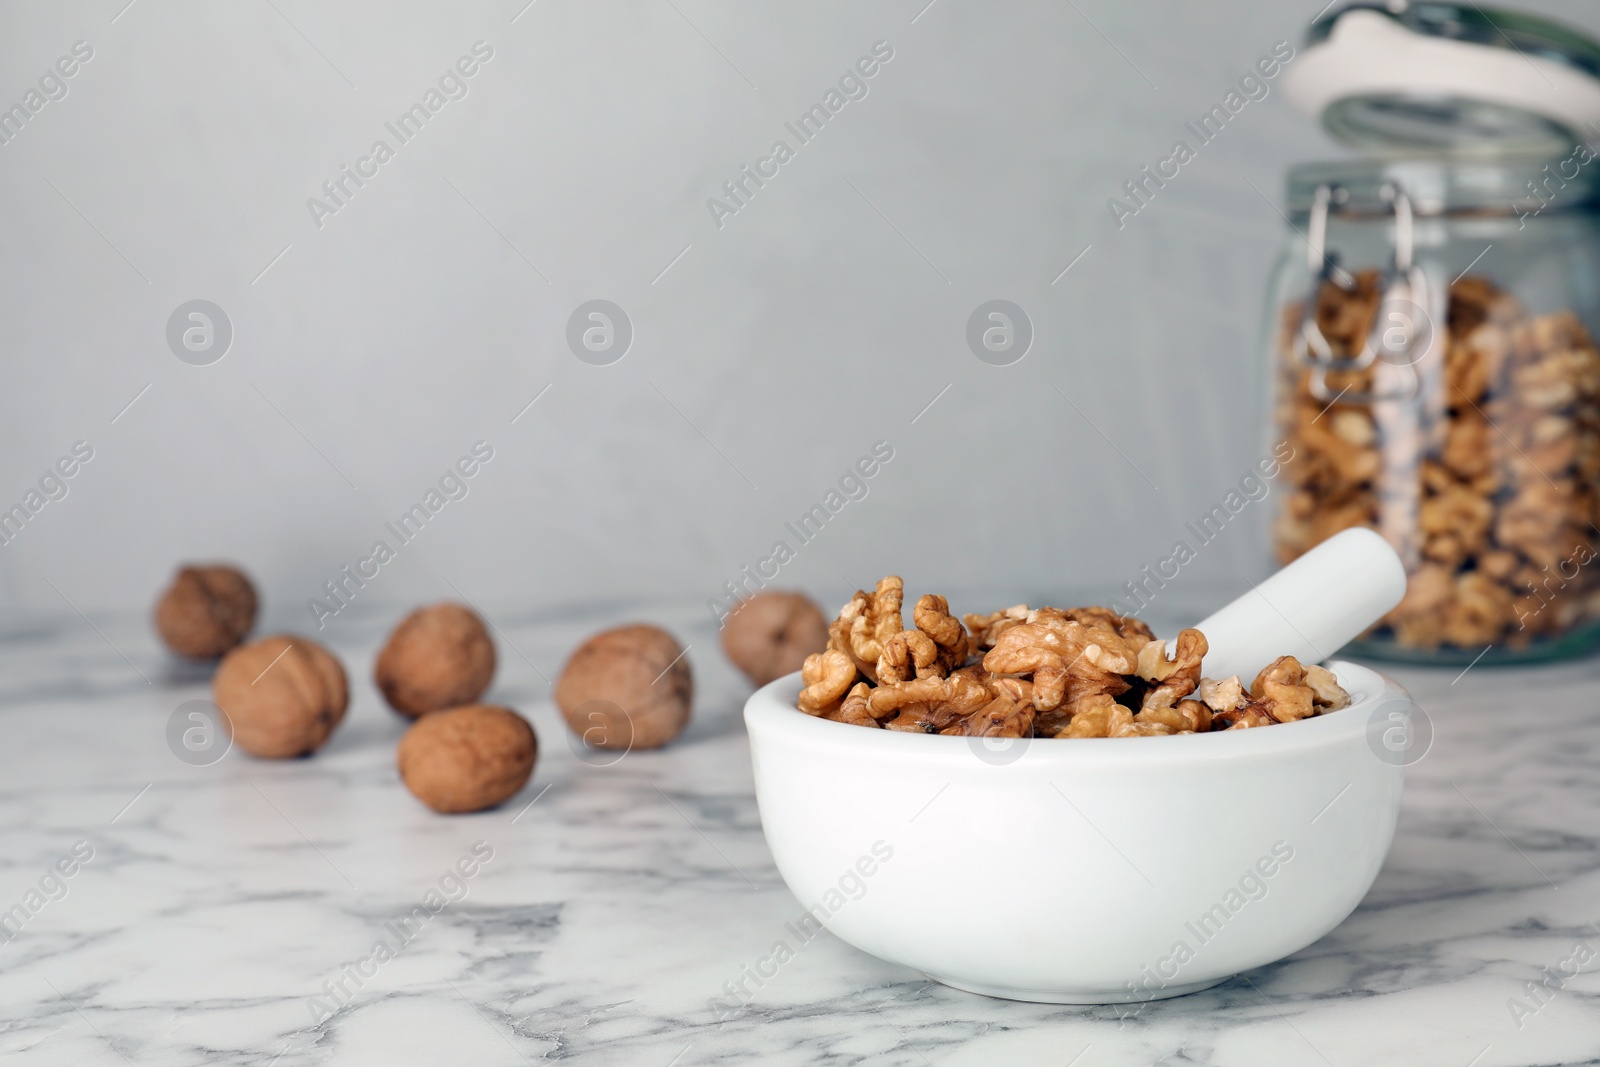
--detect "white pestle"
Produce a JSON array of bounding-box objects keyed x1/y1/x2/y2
[{"x1": 1191, "y1": 527, "x2": 1409, "y2": 684}]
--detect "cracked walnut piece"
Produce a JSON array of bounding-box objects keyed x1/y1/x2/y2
[
  {"x1": 876, "y1": 629, "x2": 943, "y2": 684},
  {"x1": 983, "y1": 610, "x2": 1145, "y2": 712},
  {"x1": 830, "y1": 577, "x2": 905, "y2": 684},
  {"x1": 1211, "y1": 701, "x2": 1279, "y2": 731},
  {"x1": 1249, "y1": 655, "x2": 1351, "y2": 723},
  {"x1": 944, "y1": 691, "x2": 1036, "y2": 738},
  {"x1": 1135, "y1": 629, "x2": 1208, "y2": 712},
  {"x1": 1249, "y1": 655, "x2": 1316, "y2": 722},
  {"x1": 1063, "y1": 607, "x2": 1157, "y2": 646},
  {"x1": 798, "y1": 649, "x2": 857, "y2": 714},
  {"x1": 914, "y1": 594, "x2": 971, "y2": 671},
  {"x1": 1197, "y1": 675, "x2": 1244, "y2": 713},
  {"x1": 876, "y1": 594, "x2": 975, "y2": 684},
  {"x1": 866, "y1": 670, "x2": 993, "y2": 733},
  {"x1": 963, "y1": 605, "x2": 1030, "y2": 650},
  {"x1": 1204, "y1": 656, "x2": 1352, "y2": 730},
  {"x1": 826, "y1": 682, "x2": 880, "y2": 729}
]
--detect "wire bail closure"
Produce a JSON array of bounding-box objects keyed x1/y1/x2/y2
[{"x1": 1297, "y1": 181, "x2": 1430, "y2": 404}]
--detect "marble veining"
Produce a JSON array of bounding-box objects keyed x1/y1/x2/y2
[{"x1": 1, "y1": 600, "x2": 1598, "y2": 1066}]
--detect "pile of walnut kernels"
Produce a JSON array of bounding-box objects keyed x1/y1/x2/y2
[
  {"x1": 797, "y1": 577, "x2": 1350, "y2": 738},
  {"x1": 1276, "y1": 271, "x2": 1600, "y2": 649}
]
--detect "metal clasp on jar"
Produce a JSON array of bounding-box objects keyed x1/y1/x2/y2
[{"x1": 1296, "y1": 181, "x2": 1431, "y2": 404}]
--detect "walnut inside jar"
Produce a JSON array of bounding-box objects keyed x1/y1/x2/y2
[{"x1": 1276, "y1": 271, "x2": 1600, "y2": 651}]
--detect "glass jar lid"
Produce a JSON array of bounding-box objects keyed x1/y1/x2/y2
[{"x1": 1283, "y1": 2, "x2": 1600, "y2": 158}]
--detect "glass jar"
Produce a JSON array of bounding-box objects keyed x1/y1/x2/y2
[
  {"x1": 1266, "y1": 159, "x2": 1600, "y2": 662},
  {"x1": 1271, "y1": 4, "x2": 1600, "y2": 663}
]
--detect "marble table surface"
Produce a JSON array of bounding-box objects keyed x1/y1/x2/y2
[{"x1": 2, "y1": 598, "x2": 1599, "y2": 1067}]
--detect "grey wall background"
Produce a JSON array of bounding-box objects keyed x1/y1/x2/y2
[{"x1": 3, "y1": 0, "x2": 1598, "y2": 633}]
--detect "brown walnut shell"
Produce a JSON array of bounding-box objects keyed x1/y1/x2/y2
[
  {"x1": 374, "y1": 603, "x2": 496, "y2": 718},
  {"x1": 554, "y1": 624, "x2": 692, "y2": 750},
  {"x1": 213, "y1": 635, "x2": 348, "y2": 758},
  {"x1": 397, "y1": 704, "x2": 537, "y2": 814},
  {"x1": 154, "y1": 564, "x2": 258, "y2": 658},
  {"x1": 720, "y1": 590, "x2": 829, "y2": 687}
]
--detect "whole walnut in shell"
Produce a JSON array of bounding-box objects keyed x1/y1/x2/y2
[
  {"x1": 154, "y1": 564, "x2": 258, "y2": 658},
  {"x1": 374, "y1": 602, "x2": 496, "y2": 718},
  {"x1": 213, "y1": 635, "x2": 348, "y2": 758},
  {"x1": 720, "y1": 590, "x2": 829, "y2": 687},
  {"x1": 555, "y1": 624, "x2": 692, "y2": 750},
  {"x1": 397, "y1": 704, "x2": 537, "y2": 814}
]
